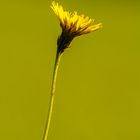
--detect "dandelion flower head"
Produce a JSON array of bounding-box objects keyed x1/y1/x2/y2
[{"x1": 51, "y1": 1, "x2": 102, "y2": 53}]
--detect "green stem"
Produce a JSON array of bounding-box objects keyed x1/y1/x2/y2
[{"x1": 43, "y1": 51, "x2": 62, "y2": 140}]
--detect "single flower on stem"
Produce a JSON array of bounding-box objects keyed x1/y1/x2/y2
[{"x1": 43, "y1": 1, "x2": 102, "y2": 140}]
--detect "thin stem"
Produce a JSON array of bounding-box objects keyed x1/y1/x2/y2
[{"x1": 43, "y1": 51, "x2": 62, "y2": 140}]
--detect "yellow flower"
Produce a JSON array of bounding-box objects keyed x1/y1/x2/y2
[{"x1": 51, "y1": 1, "x2": 102, "y2": 53}]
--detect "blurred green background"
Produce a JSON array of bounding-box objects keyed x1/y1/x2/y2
[{"x1": 0, "y1": 0, "x2": 140, "y2": 140}]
